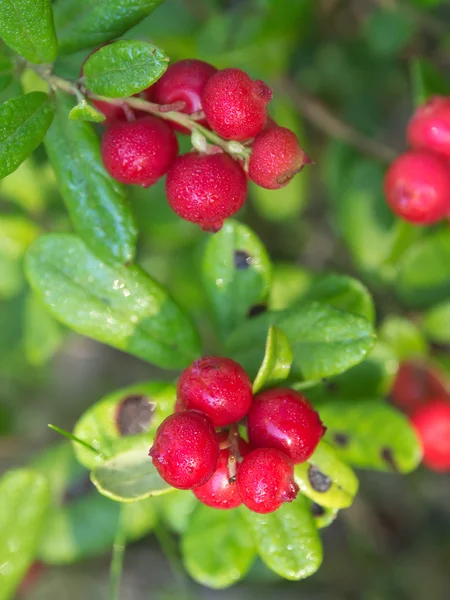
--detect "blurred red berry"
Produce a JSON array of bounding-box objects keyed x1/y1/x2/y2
[
  {"x1": 407, "y1": 96, "x2": 450, "y2": 159},
  {"x1": 411, "y1": 398, "x2": 450, "y2": 472},
  {"x1": 390, "y1": 361, "x2": 449, "y2": 415}
]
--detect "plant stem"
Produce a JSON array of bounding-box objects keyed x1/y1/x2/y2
[
  {"x1": 109, "y1": 507, "x2": 127, "y2": 600},
  {"x1": 48, "y1": 424, "x2": 102, "y2": 457}
]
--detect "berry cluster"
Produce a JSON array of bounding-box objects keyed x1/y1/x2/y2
[
  {"x1": 149, "y1": 357, "x2": 326, "y2": 513},
  {"x1": 384, "y1": 96, "x2": 450, "y2": 225},
  {"x1": 89, "y1": 57, "x2": 310, "y2": 232},
  {"x1": 391, "y1": 361, "x2": 450, "y2": 472}
]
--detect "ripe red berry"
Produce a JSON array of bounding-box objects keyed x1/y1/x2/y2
[
  {"x1": 407, "y1": 96, "x2": 450, "y2": 159},
  {"x1": 390, "y1": 361, "x2": 449, "y2": 415},
  {"x1": 202, "y1": 68, "x2": 272, "y2": 140},
  {"x1": 193, "y1": 432, "x2": 249, "y2": 509},
  {"x1": 247, "y1": 388, "x2": 325, "y2": 464},
  {"x1": 165, "y1": 152, "x2": 247, "y2": 231},
  {"x1": 236, "y1": 448, "x2": 299, "y2": 513},
  {"x1": 177, "y1": 357, "x2": 253, "y2": 427},
  {"x1": 149, "y1": 411, "x2": 219, "y2": 489},
  {"x1": 248, "y1": 126, "x2": 312, "y2": 189},
  {"x1": 383, "y1": 150, "x2": 450, "y2": 224},
  {"x1": 101, "y1": 116, "x2": 178, "y2": 187},
  {"x1": 411, "y1": 398, "x2": 450, "y2": 472}
]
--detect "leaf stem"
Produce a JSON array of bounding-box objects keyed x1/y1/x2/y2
[
  {"x1": 48, "y1": 424, "x2": 102, "y2": 456},
  {"x1": 109, "y1": 506, "x2": 127, "y2": 600}
]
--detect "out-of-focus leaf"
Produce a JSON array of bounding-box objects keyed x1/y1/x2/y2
[
  {"x1": 423, "y1": 301, "x2": 450, "y2": 343},
  {"x1": 23, "y1": 294, "x2": 62, "y2": 365},
  {"x1": 154, "y1": 490, "x2": 197, "y2": 535},
  {"x1": 269, "y1": 263, "x2": 312, "y2": 311},
  {"x1": 379, "y1": 315, "x2": 429, "y2": 360},
  {"x1": 365, "y1": 7, "x2": 415, "y2": 57},
  {"x1": 252, "y1": 326, "x2": 293, "y2": 393},
  {"x1": 410, "y1": 58, "x2": 450, "y2": 107},
  {"x1": 0, "y1": 159, "x2": 53, "y2": 214},
  {"x1": 310, "y1": 503, "x2": 339, "y2": 530}
]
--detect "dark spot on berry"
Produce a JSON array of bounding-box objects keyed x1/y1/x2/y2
[
  {"x1": 381, "y1": 447, "x2": 399, "y2": 472},
  {"x1": 234, "y1": 250, "x2": 253, "y2": 269},
  {"x1": 333, "y1": 432, "x2": 350, "y2": 447},
  {"x1": 116, "y1": 395, "x2": 155, "y2": 436},
  {"x1": 62, "y1": 473, "x2": 94, "y2": 504},
  {"x1": 311, "y1": 502, "x2": 326, "y2": 517},
  {"x1": 247, "y1": 303, "x2": 267, "y2": 318},
  {"x1": 308, "y1": 465, "x2": 332, "y2": 493}
]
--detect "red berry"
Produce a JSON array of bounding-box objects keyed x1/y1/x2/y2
[
  {"x1": 165, "y1": 152, "x2": 247, "y2": 231},
  {"x1": 411, "y1": 398, "x2": 450, "y2": 472},
  {"x1": 202, "y1": 68, "x2": 272, "y2": 140},
  {"x1": 236, "y1": 448, "x2": 299, "y2": 513},
  {"x1": 101, "y1": 116, "x2": 178, "y2": 187},
  {"x1": 194, "y1": 432, "x2": 249, "y2": 509},
  {"x1": 383, "y1": 150, "x2": 450, "y2": 224},
  {"x1": 407, "y1": 96, "x2": 450, "y2": 159},
  {"x1": 248, "y1": 126, "x2": 312, "y2": 189},
  {"x1": 177, "y1": 357, "x2": 253, "y2": 427},
  {"x1": 247, "y1": 388, "x2": 326, "y2": 464},
  {"x1": 390, "y1": 361, "x2": 449, "y2": 415},
  {"x1": 149, "y1": 411, "x2": 219, "y2": 489}
]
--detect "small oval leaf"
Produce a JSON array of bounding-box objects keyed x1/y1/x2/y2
[
  {"x1": 252, "y1": 326, "x2": 293, "y2": 393},
  {"x1": 69, "y1": 99, "x2": 106, "y2": 123},
  {"x1": 424, "y1": 300, "x2": 450, "y2": 344},
  {"x1": 379, "y1": 315, "x2": 429, "y2": 361}
]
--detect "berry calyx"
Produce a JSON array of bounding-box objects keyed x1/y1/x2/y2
[
  {"x1": 411, "y1": 398, "x2": 450, "y2": 472},
  {"x1": 236, "y1": 448, "x2": 299, "y2": 514},
  {"x1": 177, "y1": 357, "x2": 253, "y2": 427},
  {"x1": 193, "y1": 432, "x2": 249, "y2": 509},
  {"x1": 248, "y1": 126, "x2": 312, "y2": 189},
  {"x1": 101, "y1": 116, "x2": 178, "y2": 187},
  {"x1": 247, "y1": 388, "x2": 326, "y2": 464},
  {"x1": 149, "y1": 411, "x2": 219, "y2": 489},
  {"x1": 407, "y1": 96, "x2": 450, "y2": 159},
  {"x1": 202, "y1": 68, "x2": 272, "y2": 140},
  {"x1": 165, "y1": 151, "x2": 248, "y2": 231},
  {"x1": 390, "y1": 361, "x2": 449, "y2": 415},
  {"x1": 383, "y1": 150, "x2": 450, "y2": 224}
]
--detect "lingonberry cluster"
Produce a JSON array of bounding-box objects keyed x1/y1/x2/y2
[
  {"x1": 148, "y1": 357, "x2": 326, "y2": 513},
  {"x1": 86, "y1": 56, "x2": 310, "y2": 232},
  {"x1": 384, "y1": 96, "x2": 450, "y2": 225}
]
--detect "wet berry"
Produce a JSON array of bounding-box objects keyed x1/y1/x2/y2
[
  {"x1": 202, "y1": 68, "x2": 272, "y2": 140},
  {"x1": 165, "y1": 151, "x2": 247, "y2": 231},
  {"x1": 247, "y1": 388, "x2": 326, "y2": 464},
  {"x1": 101, "y1": 116, "x2": 178, "y2": 187},
  {"x1": 236, "y1": 448, "x2": 299, "y2": 514},
  {"x1": 149, "y1": 411, "x2": 219, "y2": 489},
  {"x1": 407, "y1": 96, "x2": 450, "y2": 159},
  {"x1": 411, "y1": 398, "x2": 450, "y2": 472}
]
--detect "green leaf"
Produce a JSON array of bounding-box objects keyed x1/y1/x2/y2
[
  {"x1": 154, "y1": 490, "x2": 197, "y2": 535},
  {"x1": 83, "y1": 40, "x2": 168, "y2": 98},
  {"x1": 294, "y1": 441, "x2": 359, "y2": 509},
  {"x1": 310, "y1": 503, "x2": 339, "y2": 530},
  {"x1": 91, "y1": 448, "x2": 174, "y2": 502},
  {"x1": 69, "y1": 99, "x2": 106, "y2": 123},
  {"x1": 0, "y1": 469, "x2": 49, "y2": 600},
  {"x1": 379, "y1": 315, "x2": 429, "y2": 360},
  {"x1": 226, "y1": 301, "x2": 376, "y2": 382},
  {"x1": 25, "y1": 233, "x2": 201, "y2": 369},
  {"x1": 202, "y1": 220, "x2": 272, "y2": 338},
  {"x1": 269, "y1": 263, "x2": 312, "y2": 311},
  {"x1": 317, "y1": 397, "x2": 422, "y2": 473},
  {"x1": 243, "y1": 494, "x2": 322, "y2": 580},
  {"x1": 252, "y1": 326, "x2": 293, "y2": 393},
  {"x1": 365, "y1": 7, "x2": 415, "y2": 57},
  {"x1": 54, "y1": 0, "x2": 165, "y2": 55},
  {"x1": 73, "y1": 381, "x2": 176, "y2": 470},
  {"x1": 0, "y1": 0, "x2": 58, "y2": 64},
  {"x1": 0, "y1": 92, "x2": 54, "y2": 179},
  {"x1": 410, "y1": 58, "x2": 450, "y2": 107},
  {"x1": 23, "y1": 293, "x2": 62, "y2": 365},
  {"x1": 424, "y1": 300, "x2": 450, "y2": 344},
  {"x1": 44, "y1": 92, "x2": 137, "y2": 265},
  {"x1": 0, "y1": 52, "x2": 13, "y2": 93},
  {"x1": 182, "y1": 505, "x2": 255, "y2": 589},
  {"x1": 0, "y1": 158, "x2": 53, "y2": 215}
]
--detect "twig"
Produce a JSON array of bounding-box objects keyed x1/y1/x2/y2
[{"x1": 109, "y1": 507, "x2": 127, "y2": 600}]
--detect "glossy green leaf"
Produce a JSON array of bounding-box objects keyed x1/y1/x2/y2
[
  {"x1": 0, "y1": 0, "x2": 57, "y2": 63},
  {"x1": 317, "y1": 397, "x2": 422, "y2": 473},
  {"x1": 243, "y1": 494, "x2": 322, "y2": 580},
  {"x1": 226, "y1": 301, "x2": 375, "y2": 382},
  {"x1": 0, "y1": 52, "x2": 13, "y2": 93},
  {"x1": 23, "y1": 293, "x2": 62, "y2": 365},
  {"x1": 252, "y1": 326, "x2": 293, "y2": 393},
  {"x1": 0, "y1": 469, "x2": 49, "y2": 600},
  {"x1": 83, "y1": 40, "x2": 168, "y2": 98},
  {"x1": 91, "y1": 448, "x2": 174, "y2": 502},
  {"x1": 44, "y1": 93, "x2": 137, "y2": 265},
  {"x1": 269, "y1": 263, "x2": 312, "y2": 311},
  {"x1": 424, "y1": 301, "x2": 450, "y2": 343},
  {"x1": 410, "y1": 58, "x2": 450, "y2": 107},
  {"x1": 25, "y1": 234, "x2": 201, "y2": 369},
  {"x1": 73, "y1": 381, "x2": 176, "y2": 470},
  {"x1": 379, "y1": 315, "x2": 429, "y2": 360},
  {"x1": 68, "y1": 99, "x2": 105, "y2": 122},
  {"x1": 202, "y1": 220, "x2": 272, "y2": 338},
  {"x1": 54, "y1": 0, "x2": 165, "y2": 54},
  {"x1": 310, "y1": 503, "x2": 339, "y2": 530},
  {"x1": 294, "y1": 441, "x2": 358, "y2": 509},
  {"x1": 182, "y1": 505, "x2": 255, "y2": 589},
  {"x1": 0, "y1": 92, "x2": 54, "y2": 179}
]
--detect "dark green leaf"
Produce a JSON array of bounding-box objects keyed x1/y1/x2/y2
[
  {"x1": 424, "y1": 301, "x2": 450, "y2": 343},
  {"x1": 269, "y1": 263, "x2": 312, "y2": 311},
  {"x1": 379, "y1": 315, "x2": 428, "y2": 360},
  {"x1": 44, "y1": 93, "x2": 137, "y2": 265},
  {"x1": 69, "y1": 99, "x2": 106, "y2": 122},
  {"x1": 0, "y1": 469, "x2": 49, "y2": 600},
  {"x1": 252, "y1": 326, "x2": 293, "y2": 393},
  {"x1": 54, "y1": 0, "x2": 165, "y2": 54},
  {"x1": 83, "y1": 40, "x2": 168, "y2": 98},
  {"x1": 23, "y1": 293, "x2": 62, "y2": 365},
  {"x1": 202, "y1": 220, "x2": 272, "y2": 338},
  {"x1": 0, "y1": 0, "x2": 58, "y2": 63},
  {"x1": 0, "y1": 52, "x2": 13, "y2": 93},
  {"x1": 73, "y1": 381, "x2": 176, "y2": 470},
  {"x1": 25, "y1": 234, "x2": 201, "y2": 369},
  {"x1": 182, "y1": 505, "x2": 255, "y2": 589},
  {"x1": 0, "y1": 92, "x2": 54, "y2": 179},
  {"x1": 243, "y1": 494, "x2": 322, "y2": 580},
  {"x1": 410, "y1": 58, "x2": 450, "y2": 107},
  {"x1": 365, "y1": 7, "x2": 415, "y2": 57},
  {"x1": 226, "y1": 301, "x2": 375, "y2": 382}
]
